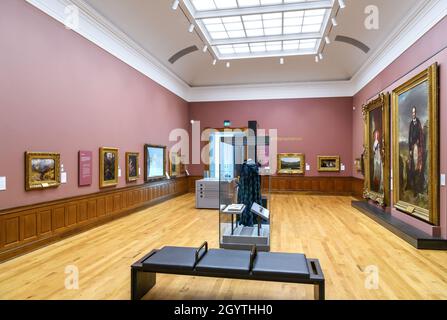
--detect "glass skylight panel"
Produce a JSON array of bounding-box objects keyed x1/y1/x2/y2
[
  {"x1": 266, "y1": 41, "x2": 282, "y2": 51},
  {"x1": 191, "y1": 0, "x2": 324, "y2": 11},
  {"x1": 186, "y1": 0, "x2": 333, "y2": 59},
  {"x1": 249, "y1": 42, "x2": 266, "y2": 52},
  {"x1": 191, "y1": 0, "x2": 216, "y2": 11}
]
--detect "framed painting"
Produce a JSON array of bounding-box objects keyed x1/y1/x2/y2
[
  {"x1": 392, "y1": 63, "x2": 439, "y2": 225},
  {"x1": 169, "y1": 151, "x2": 181, "y2": 178},
  {"x1": 99, "y1": 147, "x2": 119, "y2": 188},
  {"x1": 317, "y1": 156, "x2": 340, "y2": 172},
  {"x1": 362, "y1": 93, "x2": 390, "y2": 206},
  {"x1": 144, "y1": 144, "x2": 166, "y2": 182},
  {"x1": 25, "y1": 152, "x2": 61, "y2": 191},
  {"x1": 126, "y1": 152, "x2": 139, "y2": 183},
  {"x1": 277, "y1": 153, "x2": 305, "y2": 175},
  {"x1": 354, "y1": 158, "x2": 362, "y2": 173}
]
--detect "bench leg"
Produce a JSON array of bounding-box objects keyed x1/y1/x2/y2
[
  {"x1": 314, "y1": 281, "x2": 325, "y2": 301},
  {"x1": 131, "y1": 268, "x2": 156, "y2": 300}
]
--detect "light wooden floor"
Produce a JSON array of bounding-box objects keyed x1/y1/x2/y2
[{"x1": 0, "y1": 193, "x2": 446, "y2": 300}]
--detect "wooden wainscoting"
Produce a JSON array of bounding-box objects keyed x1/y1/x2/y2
[
  {"x1": 351, "y1": 177, "x2": 365, "y2": 199},
  {"x1": 188, "y1": 175, "x2": 364, "y2": 197},
  {"x1": 264, "y1": 176, "x2": 358, "y2": 195},
  {"x1": 0, "y1": 177, "x2": 188, "y2": 263}
]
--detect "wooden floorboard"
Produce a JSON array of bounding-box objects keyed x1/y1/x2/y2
[{"x1": 0, "y1": 193, "x2": 446, "y2": 300}]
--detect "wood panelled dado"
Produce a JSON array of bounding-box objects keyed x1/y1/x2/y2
[
  {"x1": 188, "y1": 175, "x2": 365, "y2": 197},
  {"x1": 0, "y1": 177, "x2": 188, "y2": 263},
  {"x1": 264, "y1": 176, "x2": 356, "y2": 194}
]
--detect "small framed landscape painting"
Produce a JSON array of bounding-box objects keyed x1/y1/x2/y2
[
  {"x1": 126, "y1": 152, "x2": 139, "y2": 183},
  {"x1": 25, "y1": 152, "x2": 61, "y2": 191},
  {"x1": 392, "y1": 63, "x2": 439, "y2": 225},
  {"x1": 144, "y1": 144, "x2": 166, "y2": 182},
  {"x1": 277, "y1": 153, "x2": 305, "y2": 175},
  {"x1": 99, "y1": 147, "x2": 119, "y2": 188},
  {"x1": 317, "y1": 156, "x2": 340, "y2": 172}
]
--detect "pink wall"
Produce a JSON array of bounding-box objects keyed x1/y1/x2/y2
[
  {"x1": 352, "y1": 16, "x2": 447, "y2": 238},
  {"x1": 189, "y1": 97, "x2": 353, "y2": 176},
  {"x1": 0, "y1": 0, "x2": 189, "y2": 210}
]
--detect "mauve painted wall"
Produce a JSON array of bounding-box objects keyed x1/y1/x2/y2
[
  {"x1": 0, "y1": 0, "x2": 189, "y2": 210},
  {"x1": 189, "y1": 97, "x2": 353, "y2": 176},
  {"x1": 352, "y1": 16, "x2": 447, "y2": 238}
]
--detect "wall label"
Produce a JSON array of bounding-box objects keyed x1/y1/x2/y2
[{"x1": 79, "y1": 151, "x2": 92, "y2": 186}]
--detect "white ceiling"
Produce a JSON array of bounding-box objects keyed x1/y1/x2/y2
[{"x1": 82, "y1": 0, "x2": 423, "y2": 87}]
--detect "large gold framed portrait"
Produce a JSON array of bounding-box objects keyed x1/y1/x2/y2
[
  {"x1": 99, "y1": 147, "x2": 119, "y2": 188},
  {"x1": 25, "y1": 152, "x2": 61, "y2": 191},
  {"x1": 277, "y1": 153, "x2": 305, "y2": 175},
  {"x1": 362, "y1": 93, "x2": 390, "y2": 207},
  {"x1": 317, "y1": 156, "x2": 340, "y2": 172},
  {"x1": 392, "y1": 63, "x2": 439, "y2": 225}
]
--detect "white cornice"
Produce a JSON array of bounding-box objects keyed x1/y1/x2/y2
[
  {"x1": 350, "y1": 0, "x2": 447, "y2": 95},
  {"x1": 26, "y1": 0, "x2": 191, "y2": 100},
  {"x1": 26, "y1": 0, "x2": 447, "y2": 102},
  {"x1": 187, "y1": 80, "x2": 353, "y2": 102}
]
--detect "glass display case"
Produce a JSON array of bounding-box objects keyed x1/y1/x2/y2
[{"x1": 218, "y1": 133, "x2": 271, "y2": 251}]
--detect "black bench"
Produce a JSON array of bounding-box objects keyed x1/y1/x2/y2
[{"x1": 131, "y1": 242, "x2": 325, "y2": 300}]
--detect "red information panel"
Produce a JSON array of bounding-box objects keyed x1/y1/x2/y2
[{"x1": 78, "y1": 151, "x2": 93, "y2": 186}]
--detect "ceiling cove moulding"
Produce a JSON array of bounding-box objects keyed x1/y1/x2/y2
[
  {"x1": 25, "y1": 0, "x2": 447, "y2": 103},
  {"x1": 25, "y1": 0, "x2": 191, "y2": 100},
  {"x1": 350, "y1": 0, "x2": 447, "y2": 95}
]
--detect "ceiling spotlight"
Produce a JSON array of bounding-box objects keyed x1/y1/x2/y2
[
  {"x1": 202, "y1": 45, "x2": 208, "y2": 53},
  {"x1": 319, "y1": 53, "x2": 324, "y2": 60},
  {"x1": 188, "y1": 23, "x2": 195, "y2": 33},
  {"x1": 280, "y1": 58, "x2": 284, "y2": 65},
  {"x1": 325, "y1": 36, "x2": 331, "y2": 44},
  {"x1": 213, "y1": 59, "x2": 217, "y2": 65},
  {"x1": 226, "y1": 62, "x2": 231, "y2": 68},
  {"x1": 315, "y1": 56, "x2": 319, "y2": 63},
  {"x1": 172, "y1": 0, "x2": 180, "y2": 10},
  {"x1": 338, "y1": 0, "x2": 346, "y2": 9},
  {"x1": 331, "y1": 17, "x2": 338, "y2": 27}
]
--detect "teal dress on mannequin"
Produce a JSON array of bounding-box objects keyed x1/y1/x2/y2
[{"x1": 237, "y1": 161, "x2": 261, "y2": 227}]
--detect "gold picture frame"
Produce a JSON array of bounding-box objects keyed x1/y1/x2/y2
[
  {"x1": 144, "y1": 144, "x2": 166, "y2": 182},
  {"x1": 277, "y1": 153, "x2": 305, "y2": 175},
  {"x1": 99, "y1": 147, "x2": 119, "y2": 188},
  {"x1": 362, "y1": 93, "x2": 390, "y2": 207},
  {"x1": 392, "y1": 63, "x2": 439, "y2": 225},
  {"x1": 169, "y1": 151, "x2": 181, "y2": 178},
  {"x1": 126, "y1": 152, "x2": 139, "y2": 183},
  {"x1": 317, "y1": 156, "x2": 341, "y2": 172},
  {"x1": 25, "y1": 152, "x2": 61, "y2": 191}
]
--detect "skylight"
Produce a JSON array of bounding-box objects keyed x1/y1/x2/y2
[{"x1": 182, "y1": 0, "x2": 336, "y2": 60}]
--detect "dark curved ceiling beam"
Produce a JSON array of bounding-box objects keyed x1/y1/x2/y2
[
  {"x1": 169, "y1": 45, "x2": 198, "y2": 64},
  {"x1": 334, "y1": 35, "x2": 370, "y2": 54}
]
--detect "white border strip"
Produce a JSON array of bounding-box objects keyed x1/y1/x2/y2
[{"x1": 188, "y1": 81, "x2": 353, "y2": 102}]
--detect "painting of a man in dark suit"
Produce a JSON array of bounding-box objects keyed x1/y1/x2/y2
[
  {"x1": 407, "y1": 107, "x2": 425, "y2": 195},
  {"x1": 397, "y1": 80, "x2": 429, "y2": 211}
]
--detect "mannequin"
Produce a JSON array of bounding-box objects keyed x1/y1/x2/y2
[{"x1": 237, "y1": 159, "x2": 261, "y2": 227}]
